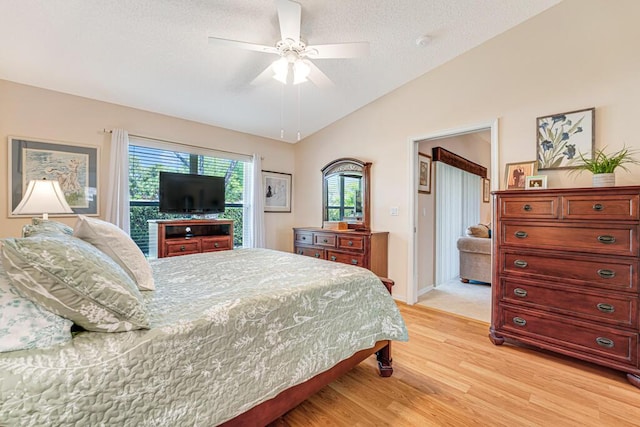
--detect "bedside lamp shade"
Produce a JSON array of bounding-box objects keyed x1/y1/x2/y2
[{"x1": 12, "y1": 179, "x2": 73, "y2": 219}]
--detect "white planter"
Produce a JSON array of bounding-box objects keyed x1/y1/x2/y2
[{"x1": 592, "y1": 173, "x2": 615, "y2": 187}]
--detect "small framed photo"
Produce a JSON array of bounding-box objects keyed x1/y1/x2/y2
[
  {"x1": 262, "y1": 170, "x2": 292, "y2": 213},
  {"x1": 525, "y1": 175, "x2": 548, "y2": 190},
  {"x1": 482, "y1": 178, "x2": 490, "y2": 203},
  {"x1": 418, "y1": 152, "x2": 431, "y2": 194},
  {"x1": 504, "y1": 161, "x2": 537, "y2": 190}
]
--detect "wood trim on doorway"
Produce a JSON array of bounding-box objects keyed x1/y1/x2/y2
[{"x1": 432, "y1": 146, "x2": 487, "y2": 178}]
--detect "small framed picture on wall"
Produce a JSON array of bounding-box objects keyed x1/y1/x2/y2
[{"x1": 417, "y1": 152, "x2": 431, "y2": 194}]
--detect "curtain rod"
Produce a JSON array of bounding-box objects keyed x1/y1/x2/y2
[{"x1": 102, "y1": 128, "x2": 255, "y2": 159}]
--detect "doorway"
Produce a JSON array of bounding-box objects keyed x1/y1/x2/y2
[{"x1": 407, "y1": 120, "x2": 499, "y2": 321}]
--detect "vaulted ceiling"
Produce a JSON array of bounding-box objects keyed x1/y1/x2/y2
[{"x1": 0, "y1": 0, "x2": 560, "y2": 142}]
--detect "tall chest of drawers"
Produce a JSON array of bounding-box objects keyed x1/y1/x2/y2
[{"x1": 490, "y1": 186, "x2": 640, "y2": 388}]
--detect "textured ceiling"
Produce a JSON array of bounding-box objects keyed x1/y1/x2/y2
[{"x1": 0, "y1": 0, "x2": 560, "y2": 143}]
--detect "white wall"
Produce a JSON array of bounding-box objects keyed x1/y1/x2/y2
[
  {"x1": 293, "y1": 0, "x2": 640, "y2": 302},
  {"x1": 0, "y1": 80, "x2": 296, "y2": 251}
]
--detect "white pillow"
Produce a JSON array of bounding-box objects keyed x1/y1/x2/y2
[
  {"x1": 73, "y1": 215, "x2": 155, "y2": 291},
  {"x1": 0, "y1": 253, "x2": 73, "y2": 352}
]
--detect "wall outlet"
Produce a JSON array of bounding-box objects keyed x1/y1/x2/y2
[{"x1": 390, "y1": 206, "x2": 399, "y2": 216}]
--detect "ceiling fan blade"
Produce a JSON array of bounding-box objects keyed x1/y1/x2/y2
[
  {"x1": 305, "y1": 42, "x2": 370, "y2": 59},
  {"x1": 276, "y1": 0, "x2": 301, "y2": 43},
  {"x1": 307, "y1": 61, "x2": 333, "y2": 88},
  {"x1": 208, "y1": 36, "x2": 279, "y2": 54}
]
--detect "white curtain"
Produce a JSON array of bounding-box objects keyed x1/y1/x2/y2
[
  {"x1": 434, "y1": 163, "x2": 481, "y2": 285},
  {"x1": 243, "y1": 154, "x2": 265, "y2": 248},
  {"x1": 105, "y1": 129, "x2": 130, "y2": 233}
]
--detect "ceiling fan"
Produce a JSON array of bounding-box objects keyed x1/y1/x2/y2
[{"x1": 208, "y1": 0, "x2": 370, "y2": 87}]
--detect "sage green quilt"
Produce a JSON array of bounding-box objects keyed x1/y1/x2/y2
[{"x1": 0, "y1": 248, "x2": 408, "y2": 426}]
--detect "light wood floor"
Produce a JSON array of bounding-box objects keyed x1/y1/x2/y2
[{"x1": 274, "y1": 303, "x2": 640, "y2": 426}]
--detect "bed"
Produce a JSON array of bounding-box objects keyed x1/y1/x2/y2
[{"x1": 0, "y1": 219, "x2": 408, "y2": 426}]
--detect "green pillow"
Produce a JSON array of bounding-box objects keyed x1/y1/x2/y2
[
  {"x1": 1, "y1": 235, "x2": 149, "y2": 332},
  {"x1": 22, "y1": 218, "x2": 74, "y2": 238}
]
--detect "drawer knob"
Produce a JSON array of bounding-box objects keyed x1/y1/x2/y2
[
  {"x1": 597, "y1": 269, "x2": 616, "y2": 279},
  {"x1": 514, "y1": 231, "x2": 528, "y2": 239},
  {"x1": 348, "y1": 240, "x2": 353, "y2": 246},
  {"x1": 351, "y1": 259, "x2": 358, "y2": 265},
  {"x1": 330, "y1": 255, "x2": 337, "y2": 261},
  {"x1": 302, "y1": 236, "x2": 306, "y2": 240},
  {"x1": 595, "y1": 337, "x2": 614, "y2": 348},
  {"x1": 523, "y1": 204, "x2": 532, "y2": 211},
  {"x1": 597, "y1": 235, "x2": 616, "y2": 244},
  {"x1": 592, "y1": 203, "x2": 604, "y2": 211},
  {"x1": 596, "y1": 303, "x2": 615, "y2": 313},
  {"x1": 514, "y1": 259, "x2": 528, "y2": 268},
  {"x1": 513, "y1": 288, "x2": 528, "y2": 297},
  {"x1": 298, "y1": 250, "x2": 303, "y2": 255},
  {"x1": 323, "y1": 239, "x2": 328, "y2": 243},
  {"x1": 214, "y1": 242, "x2": 219, "y2": 248},
  {"x1": 315, "y1": 253, "x2": 321, "y2": 258},
  {"x1": 512, "y1": 317, "x2": 527, "y2": 327},
  {"x1": 180, "y1": 245, "x2": 186, "y2": 251}
]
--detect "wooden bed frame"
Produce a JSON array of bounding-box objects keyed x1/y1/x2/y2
[{"x1": 222, "y1": 278, "x2": 396, "y2": 426}]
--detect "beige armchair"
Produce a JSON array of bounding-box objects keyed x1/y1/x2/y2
[{"x1": 457, "y1": 236, "x2": 491, "y2": 284}]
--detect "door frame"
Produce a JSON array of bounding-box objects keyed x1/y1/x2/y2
[{"x1": 406, "y1": 119, "x2": 499, "y2": 304}]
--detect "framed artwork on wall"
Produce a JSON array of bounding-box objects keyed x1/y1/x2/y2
[
  {"x1": 8, "y1": 136, "x2": 99, "y2": 217},
  {"x1": 504, "y1": 161, "x2": 537, "y2": 190},
  {"x1": 263, "y1": 170, "x2": 292, "y2": 213},
  {"x1": 482, "y1": 178, "x2": 490, "y2": 203},
  {"x1": 417, "y1": 152, "x2": 431, "y2": 194},
  {"x1": 536, "y1": 107, "x2": 595, "y2": 170}
]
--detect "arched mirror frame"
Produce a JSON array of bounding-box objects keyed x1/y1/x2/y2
[{"x1": 321, "y1": 158, "x2": 371, "y2": 231}]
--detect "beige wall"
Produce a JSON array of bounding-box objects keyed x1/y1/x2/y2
[
  {"x1": 293, "y1": 0, "x2": 640, "y2": 301},
  {"x1": 0, "y1": 80, "x2": 296, "y2": 251}
]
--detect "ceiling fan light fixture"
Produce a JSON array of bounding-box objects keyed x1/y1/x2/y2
[
  {"x1": 272, "y1": 57, "x2": 289, "y2": 83},
  {"x1": 292, "y1": 59, "x2": 310, "y2": 84}
]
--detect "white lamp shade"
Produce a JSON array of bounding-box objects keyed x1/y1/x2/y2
[
  {"x1": 12, "y1": 179, "x2": 74, "y2": 218},
  {"x1": 293, "y1": 59, "x2": 310, "y2": 84}
]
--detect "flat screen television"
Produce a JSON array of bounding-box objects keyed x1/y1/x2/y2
[{"x1": 159, "y1": 172, "x2": 226, "y2": 214}]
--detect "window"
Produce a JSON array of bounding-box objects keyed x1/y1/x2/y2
[{"x1": 128, "y1": 139, "x2": 248, "y2": 256}]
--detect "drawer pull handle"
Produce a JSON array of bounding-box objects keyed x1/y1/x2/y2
[
  {"x1": 514, "y1": 231, "x2": 528, "y2": 239},
  {"x1": 302, "y1": 236, "x2": 306, "y2": 240},
  {"x1": 595, "y1": 337, "x2": 614, "y2": 348},
  {"x1": 523, "y1": 204, "x2": 532, "y2": 211},
  {"x1": 596, "y1": 303, "x2": 615, "y2": 313},
  {"x1": 351, "y1": 259, "x2": 359, "y2": 265},
  {"x1": 513, "y1": 317, "x2": 527, "y2": 327},
  {"x1": 592, "y1": 203, "x2": 604, "y2": 211},
  {"x1": 314, "y1": 253, "x2": 321, "y2": 258},
  {"x1": 514, "y1": 260, "x2": 528, "y2": 268},
  {"x1": 298, "y1": 250, "x2": 303, "y2": 255},
  {"x1": 348, "y1": 240, "x2": 353, "y2": 246},
  {"x1": 597, "y1": 269, "x2": 616, "y2": 279},
  {"x1": 597, "y1": 235, "x2": 616, "y2": 244},
  {"x1": 180, "y1": 245, "x2": 186, "y2": 251},
  {"x1": 513, "y1": 288, "x2": 528, "y2": 297},
  {"x1": 330, "y1": 255, "x2": 337, "y2": 261},
  {"x1": 214, "y1": 242, "x2": 219, "y2": 248},
  {"x1": 323, "y1": 239, "x2": 328, "y2": 243}
]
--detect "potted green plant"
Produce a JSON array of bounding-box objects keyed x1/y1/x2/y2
[{"x1": 572, "y1": 146, "x2": 639, "y2": 187}]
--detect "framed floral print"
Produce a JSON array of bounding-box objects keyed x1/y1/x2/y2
[{"x1": 536, "y1": 107, "x2": 595, "y2": 170}]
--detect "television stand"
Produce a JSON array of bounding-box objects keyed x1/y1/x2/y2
[{"x1": 148, "y1": 219, "x2": 234, "y2": 259}]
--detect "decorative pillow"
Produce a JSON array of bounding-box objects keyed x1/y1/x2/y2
[
  {"x1": 466, "y1": 223, "x2": 490, "y2": 238},
  {"x1": 0, "y1": 235, "x2": 149, "y2": 332},
  {"x1": 73, "y1": 215, "x2": 155, "y2": 291},
  {"x1": 0, "y1": 258, "x2": 73, "y2": 352},
  {"x1": 22, "y1": 218, "x2": 74, "y2": 238}
]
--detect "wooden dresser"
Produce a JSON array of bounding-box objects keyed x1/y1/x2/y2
[
  {"x1": 293, "y1": 227, "x2": 388, "y2": 277},
  {"x1": 149, "y1": 219, "x2": 234, "y2": 258},
  {"x1": 490, "y1": 186, "x2": 640, "y2": 388}
]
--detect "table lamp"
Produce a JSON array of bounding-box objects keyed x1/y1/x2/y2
[{"x1": 12, "y1": 179, "x2": 74, "y2": 219}]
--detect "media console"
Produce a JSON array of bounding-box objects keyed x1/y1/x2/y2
[{"x1": 148, "y1": 219, "x2": 234, "y2": 258}]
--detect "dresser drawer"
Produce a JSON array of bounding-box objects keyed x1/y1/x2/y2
[
  {"x1": 327, "y1": 250, "x2": 365, "y2": 268},
  {"x1": 502, "y1": 222, "x2": 638, "y2": 256},
  {"x1": 294, "y1": 231, "x2": 313, "y2": 245},
  {"x1": 501, "y1": 250, "x2": 637, "y2": 292},
  {"x1": 499, "y1": 307, "x2": 638, "y2": 366},
  {"x1": 165, "y1": 239, "x2": 201, "y2": 257},
  {"x1": 202, "y1": 236, "x2": 232, "y2": 252},
  {"x1": 563, "y1": 194, "x2": 639, "y2": 221},
  {"x1": 314, "y1": 233, "x2": 337, "y2": 247},
  {"x1": 295, "y1": 246, "x2": 325, "y2": 259},
  {"x1": 337, "y1": 235, "x2": 365, "y2": 251},
  {"x1": 501, "y1": 278, "x2": 637, "y2": 327},
  {"x1": 499, "y1": 196, "x2": 559, "y2": 219}
]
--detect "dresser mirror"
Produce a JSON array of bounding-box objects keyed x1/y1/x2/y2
[{"x1": 321, "y1": 158, "x2": 371, "y2": 230}]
